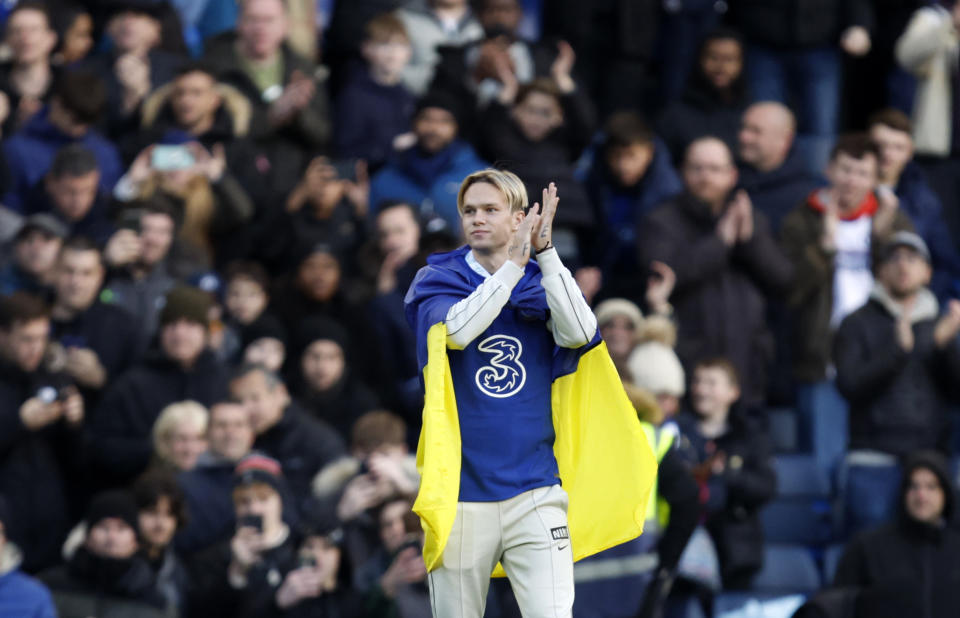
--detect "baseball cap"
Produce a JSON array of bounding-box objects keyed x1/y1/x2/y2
[
  {"x1": 16, "y1": 214, "x2": 68, "y2": 241},
  {"x1": 879, "y1": 231, "x2": 931, "y2": 264},
  {"x1": 233, "y1": 454, "x2": 286, "y2": 495}
]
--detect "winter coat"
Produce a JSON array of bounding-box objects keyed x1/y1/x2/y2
[
  {"x1": 727, "y1": 0, "x2": 875, "y2": 49},
  {"x1": 396, "y1": 7, "x2": 484, "y2": 96},
  {"x1": 834, "y1": 284, "x2": 960, "y2": 456},
  {"x1": 0, "y1": 62, "x2": 58, "y2": 138},
  {"x1": 895, "y1": 162, "x2": 960, "y2": 299},
  {"x1": 677, "y1": 411, "x2": 777, "y2": 588},
  {"x1": 174, "y1": 454, "x2": 238, "y2": 555},
  {"x1": 479, "y1": 92, "x2": 597, "y2": 230},
  {"x1": 296, "y1": 376, "x2": 380, "y2": 440},
  {"x1": 638, "y1": 193, "x2": 793, "y2": 407},
  {"x1": 0, "y1": 362, "x2": 77, "y2": 572},
  {"x1": 0, "y1": 543, "x2": 57, "y2": 618},
  {"x1": 40, "y1": 547, "x2": 171, "y2": 618},
  {"x1": 833, "y1": 451, "x2": 960, "y2": 618},
  {"x1": 896, "y1": 6, "x2": 958, "y2": 157},
  {"x1": 88, "y1": 350, "x2": 229, "y2": 485},
  {"x1": 23, "y1": 182, "x2": 116, "y2": 246},
  {"x1": 101, "y1": 262, "x2": 177, "y2": 358},
  {"x1": 50, "y1": 301, "x2": 141, "y2": 393},
  {"x1": 254, "y1": 402, "x2": 347, "y2": 507},
  {"x1": 657, "y1": 81, "x2": 747, "y2": 167},
  {"x1": 780, "y1": 193, "x2": 914, "y2": 381},
  {"x1": 738, "y1": 148, "x2": 825, "y2": 233},
  {"x1": 1, "y1": 107, "x2": 122, "y2": 213},
  {"x1": 584, "y1": 137, "x2": 682, "y2": 289},
  {"x1": 334, "y1": 66, "x2": 416, "y2": 169},
  {"x1": 369, "y1": 139, "x2": 487, "y2": 231}
]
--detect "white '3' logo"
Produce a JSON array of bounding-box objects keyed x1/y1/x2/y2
[{"x1": 475, "y1": 335, "x2": 526, "y2": 398}]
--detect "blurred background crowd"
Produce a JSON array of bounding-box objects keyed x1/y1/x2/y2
[{"x1": 2, "y1": 0, "x2": 960, "y2": 617}]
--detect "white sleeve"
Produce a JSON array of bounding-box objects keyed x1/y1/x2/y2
[
  {"x1": 445, "y1": 261, "x2": 525, "y2": 349},
  {"x1": 537, "y1": 248, "x2": 598, "y2": 348}
]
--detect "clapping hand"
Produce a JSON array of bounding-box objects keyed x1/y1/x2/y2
[{"x1": 530, "y1": 182, "x2": 558, "y2": 252}]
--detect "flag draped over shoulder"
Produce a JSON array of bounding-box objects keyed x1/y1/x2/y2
[{"x1": 405, "y1": 247, "x2": 658, "y2": 574}]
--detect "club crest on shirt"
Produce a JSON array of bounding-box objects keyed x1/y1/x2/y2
[{"x1": 474, "y1": 335, "x2": 526, "y2": 398}]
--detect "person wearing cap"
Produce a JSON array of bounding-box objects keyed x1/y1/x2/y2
[
  {"x1": 833, "y1": 232, "x2": 960, "y2": 531},
  {"x1": 49, "y1": 236, "x2": 140, "y2": 399},
  {"x1": 89, "y1": 284, "x2": 229, "y2": 485},
  {"x1": 230, "y1": 364, "x2": 345, "y2": 511},
  {"x1": 188, "y1": 454, "x2": 301, "y2": 618},
  {"x1": 369, "y1": 91, "x2": 488, "y2": 231},
  {"x1": 0, "y1": 212, "x2": 67, "y2": 296},
  {"x1": 0, "y1": 495, "x2": 57, "y2": 618},
  {"x1": 175, "y1": 401, "x2": 256, "y2": 554},
  {"x1": 0, "y1": 292, "x2": 83, "y2": 573},
  {"x1": 828, "y1": 450, "x2": 960, "y2": 618},
  {"x1": 39, "y1": 489, "x2": 169, "y2": 618},
  {"x1": 292, "y1": 316, "x2": 379, "y2": 439}
]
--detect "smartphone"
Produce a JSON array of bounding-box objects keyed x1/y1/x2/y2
[
  {"x1": 117, "y1": 208, "x2": 142, "y2": 234},
  {"x1": 151, "y1": 145, "x2": 196, "y2": 171},
  {"x1": 60, "y1": 334, "x2": 88, "y2": 349},
  {"x1": 398, "y1": 536, "x2": 422, "y2": 555},
  {"x1": 298, "y1": 552, "x2": 317, "y2": 568},
  {"x1": 238, "y1": 514, "x2": 263, "y2": 532}
]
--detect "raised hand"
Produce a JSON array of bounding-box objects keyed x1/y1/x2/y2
[
  {"x1": 531, "y1": 182, "x2": 558, "y2": 252},
  {"x1": 508, "y1": 208, "x2": 540, "y2": 268},
  {"x1": 551, "y1": 41, "x2": 576, "y2": 93},
  {"x1": 934, "y1": 299, "x2": 960, "y2": 349},
  {"x1": 645, "y1": 261, "x2": 676, "y2": 315}
]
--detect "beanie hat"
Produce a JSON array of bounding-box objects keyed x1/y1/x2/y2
[
  {"x1": 241, "y1": 313, "x2": 288, "y2": 350},
  {"x1": 85, "y1": 490, "x2": 139, "y2": 533},
  {"x1": 233, "y1": 453, "x2": 286, "y2": 496},
  {"x1": 160, "y1": 285, "x2": 211, "y2": 328},
  {"x1": 294, "y1": 316, "x2": 351, "y2": 361},
  {"x1": 627, "y1": 342, "x2": 686, "y2": 397},
  {"x1": 595, "y1": 298, "x2": 644, "y2": 331},
  {"x1": 415, "y1": 90, "x2": 463, "y2": 127}
]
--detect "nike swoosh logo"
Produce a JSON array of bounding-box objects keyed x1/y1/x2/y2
[{"x1": 557, "y1": 544, "x2": 567, "y2": 551}]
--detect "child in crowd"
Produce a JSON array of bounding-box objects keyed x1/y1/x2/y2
[{"x1": 677, "y1": 358, "x2": 776, "y2": 590}]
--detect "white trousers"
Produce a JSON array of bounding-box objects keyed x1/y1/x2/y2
[{"x1": 427, "y1": 484, "x2": 574, "y2": 618}]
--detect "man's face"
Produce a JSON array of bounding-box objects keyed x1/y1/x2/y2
[
  {"x1": 108, "y1": 11, "x2": 160, "y2": 54},
  {"x1": 233, "y1": 484, "x2": 283, "y2": 533},
  {"x1": 302, "y1": 339, "x2": 345, "y2": 392},
  {"x1": 54, "y1": 248, "x2": 104, "y2": 313},
  {"x1": 87, "y1": 518, "x2": 137, "y2": 559},
  {"x1": 231, "y1": 370, "x2": 286, "y2": 435},
  {"x1": 46, "y1": 171, "x2": 100, "y2": 222},
  {"x1": 15, "y1": 230, "x2": 62, "y2": 277},
  {"x1": 691, "y1": 366, "x2": 739, "y2": 421},
  {"x1": 512, "y1": 91, "x2": 562, "y2": 142},
  {"x1": 479, "y1": 0, "x2": 522, "y2": 33},
  {"x1": 160, "y1": 319, "x2": 206, "y2": 367},
  {"x1": 599, "y1": 315, "x2": 635, "y2": 361},
  {"x1": 459, "y1": 181, "x2": 523, "y2": 253},
  {"x1": 606, "y1": 143, "x2": 654, "y2": 188},
  {"x1": 377, "y1": 206, "x2": 420, "y2": 259},
  {"x1": 1, "y1": 318, "x2": 49, "y2": 372},
  {"x1": 738, "y1": 106, "x2": 791, "y2": 170},
  {"x1": 171, "y1": 71, "x2": 221, "y2": 131},
  {"x1": 7, "y1": 8, "x2": 56, "y2": 65},
  {"x1": 701, "y1": 38, "x2": 742, "y2": 90},
  {"x1": 683, "y1": 140, "x2": 737, "y2": 207},
  {"x1": 905, "y1": 467, "x2": 945, "y2": 525},
  {"x1": 878, "y1": 246, "x2": 932, "y2": 300},
  {"x1": 297, "y1": 253, "x2": 341, "y2": 303},
  {"x1": 826, "y1": 152, "x2": 878, "y2": 210},
  {"x1": 414, "y1": 107, "x2": 458, "y2": 154},
  {"x1": 225, "y1": 277, "x2": 267, "y2": 325},
  {"x1": 138, "y1": 496, "x2": 177, "y2": 551},
  {"x1": 238, "y1": 0, "x2": 288, "y2": 60},
  {"x1": 140, "y1": 212, "x2": 175, "y2": 266},
  {"x1": 208, "y1": 403, "x2": 254, "y2": 462},
  {"x1": 869, "y1": 124, "x2": 913, "y2": 183}
]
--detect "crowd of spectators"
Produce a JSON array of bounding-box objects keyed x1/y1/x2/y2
[{"x1": 2, "y1": 1, "x2": 960, "y2": 617}]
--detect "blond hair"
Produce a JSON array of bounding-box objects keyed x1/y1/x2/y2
[
  {"x1": 152, "y1": 400, "x2": 209, "y2": 463},
  {"x1": 457, "y1": 169, "x2": 528, "y2": 214}
]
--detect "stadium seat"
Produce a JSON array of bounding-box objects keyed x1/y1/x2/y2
[
  {"x1": 773, "y1": 455, "x2": 831, "y2": 497},
  {"x1": 752, "y1": 544, "x2": 821, "y2": 593},
  {"x1": 760, "y1": 498, "x2": 834, "y2": 545},
  {"x1": 714, "y1": 592, "x2": 807, "y2": 618},
  {"x1": 768, "y1": 408, "x2": 799, "y2": 453},
  {"x1": 821, "y1": 543, "x2": 846, "y2": 585}
]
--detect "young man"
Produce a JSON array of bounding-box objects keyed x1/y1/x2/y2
[{"x1": 404, "y1": 169, "x2": 655, "y2": 616}]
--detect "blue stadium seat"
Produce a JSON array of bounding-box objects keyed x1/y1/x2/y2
[
  {"x1": 768, "y1": 408, "x2": 799, "y2": 454},
  {"x1": 822, "y1": 543, "x2": 846, "y2": 585},
  {"x1": 714, "y1": 592, "x2": 807, "y2": 617},
  {"x1": 752, "y1": 544, "x2": 821, "y2": 593},
  {"x1": 773, "y1": 455, "x2": 831, "y2": 497},
  {"x1": 761, "y1": 498, "x2": 834, "y2": 545}
]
